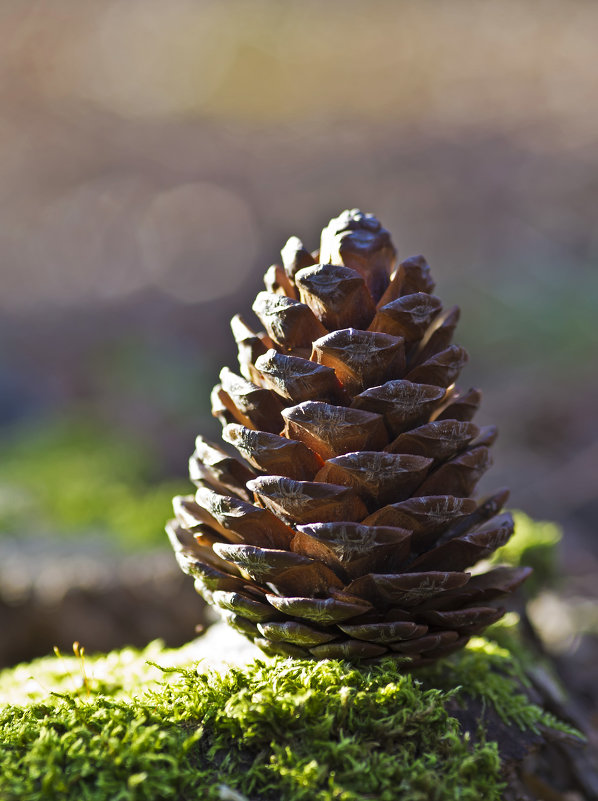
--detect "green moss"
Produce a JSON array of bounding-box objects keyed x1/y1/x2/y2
[
  {"x1": 418, "y1": 632, "x2": 578, "y2": 739},
  {"x1": 0, "y1": 640, "x2": 204, "y2": 707},
  {"x1": 0, "y1": 631, "x2": 579, "y2": 801}
]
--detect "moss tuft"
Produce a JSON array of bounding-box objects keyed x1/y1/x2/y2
[{"x1": 418, "y1": 633, "x2": 578, "y2": 739}]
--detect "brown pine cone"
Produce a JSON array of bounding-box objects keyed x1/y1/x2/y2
[{"x1": 168, "y1": 208, "x2": 530, "y2": 666}]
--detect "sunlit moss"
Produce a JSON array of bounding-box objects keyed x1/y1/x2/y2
[
  {"x1": 0, "y1": 639, "x2": 204, "y2": 707},
  {"x1": 0, "y1": 631, "x2": 579, "y2": 801}
]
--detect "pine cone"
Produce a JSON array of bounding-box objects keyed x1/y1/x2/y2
[{"x1": 168, "y1": 209, "x2": 530, "y2": 666}]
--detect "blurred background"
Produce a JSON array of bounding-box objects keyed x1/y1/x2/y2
[{"x1": 0, "y1": 0, "x2": 597, "y2": 680}]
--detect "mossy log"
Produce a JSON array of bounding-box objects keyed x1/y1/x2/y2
[{"x1": 0, "y1": 621, "x2": 596, "y2": 801}]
